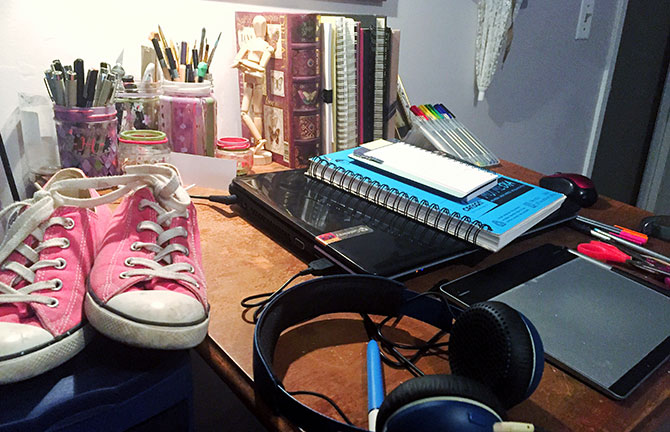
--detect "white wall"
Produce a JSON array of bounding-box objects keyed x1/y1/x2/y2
[{"x1": 0, "y1": 0, "x2": 623, "y2": 191}]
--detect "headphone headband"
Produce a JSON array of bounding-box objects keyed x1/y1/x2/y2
[{"x1": 253, "y1": 274, "x2": 454, "y2": 432}]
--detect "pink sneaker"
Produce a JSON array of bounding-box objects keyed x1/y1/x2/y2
[
  {"x1": 0, "y1": 169, "x2": 112, "y2": 384},
  {"x1": 85, "y1": 164, "x2": 209, "y2": 349}
]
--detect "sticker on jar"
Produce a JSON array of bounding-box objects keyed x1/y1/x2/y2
[{"x1": 316, "y1": 225, "x2": 373, "y2": 245}]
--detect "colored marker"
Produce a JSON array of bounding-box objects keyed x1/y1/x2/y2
[{"x1": 367, "y1": 340, "x2": 384, "y2": 432}]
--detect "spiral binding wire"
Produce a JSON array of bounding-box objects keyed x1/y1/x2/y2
[{"x1": 307, "y1": 157, "x2": 493, "y2": 246}]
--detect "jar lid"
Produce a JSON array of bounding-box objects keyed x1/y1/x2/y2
[
  {"x1": 119, "y1": 130, "x2": 168, "y2": 145},
  {"x1": 217, "y1": 137, "x2": 250, "y2": 150}
]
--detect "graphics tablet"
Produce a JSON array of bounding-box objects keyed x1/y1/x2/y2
[{"x1": 439, "y1": 243, "x2": 670, "y2": 400}]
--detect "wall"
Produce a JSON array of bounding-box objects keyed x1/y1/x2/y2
[{"x1": 0, "y1": 0, "x2": 623, "y2": 197}]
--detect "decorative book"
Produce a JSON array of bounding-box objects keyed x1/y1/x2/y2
[
  {"x1": 306, "y1": 147, "x2": 565, "y2": 252},
  {"x1": 235, "y1": 12, "x2": 321, "y2": 168},
  {"x1": 349, "y1": 140, "x2": 499, "y2": 202}
]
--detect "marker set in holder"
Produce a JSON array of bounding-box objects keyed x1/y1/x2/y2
[{"x1": 406, "y1": 104, "x2": 500, "y2": 168}]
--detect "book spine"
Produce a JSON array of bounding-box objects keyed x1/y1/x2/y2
[
  {"x1": 306, "y1": 156, "x2": 492, "y2": 248},
  {"x1": 235, "y1": 12, "x2": 321, "y2": 169},
  {"x1": 283, "y1": 14, "x2": 322, "y2": 168},
  {"x1": 372, "y1": 17, "x2": 386, "y2": 140}
]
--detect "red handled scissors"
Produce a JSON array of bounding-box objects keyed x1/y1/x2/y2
[{"x1": 577, "y1": 241, "x2": 670, "y2": 279}]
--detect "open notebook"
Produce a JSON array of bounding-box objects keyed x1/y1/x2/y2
[{"x1": 349, "y1": 140, "x2": 498, "y2": 201}]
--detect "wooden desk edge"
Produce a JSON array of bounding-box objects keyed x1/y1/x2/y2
[{"x1": 196, "y1": 338, "x2": 300, "y2": 432}]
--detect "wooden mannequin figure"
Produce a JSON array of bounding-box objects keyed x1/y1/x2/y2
[{"x1": 232, "y1": 15, "x2": 275, "y2": 164}]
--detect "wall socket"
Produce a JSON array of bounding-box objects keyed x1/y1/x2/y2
[{"x1": 575, "y1": 0, "x2": 595, "y2": 40}]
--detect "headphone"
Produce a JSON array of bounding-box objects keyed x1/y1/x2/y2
[{"x1": 253, "y1": 274, "x2": 544, "y2": 432}]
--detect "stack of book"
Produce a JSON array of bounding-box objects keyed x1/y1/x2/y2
[
  {"x1": 319, "y1": 14, "x2": 400, "y2": 153},
  {"x1": 307, "y1": 140, "x2": 566, "y2": 252},
  {"x1": 234, "y1": 11, "x2": 400, "y2": 169}
]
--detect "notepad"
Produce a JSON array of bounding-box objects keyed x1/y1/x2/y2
[{"x1": 349, "y1": 140, "x2": 499, "y2": 201}]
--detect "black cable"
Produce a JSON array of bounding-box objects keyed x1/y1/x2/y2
[
  {"x1": 190, "y1": 194, "x2": 238, "y2": 205},
  {"x1": 241, "y1": 258, "x2": 336, "y2": 323},
  {"x1": 362, "y1": 291, "x2": 453, "y2": 376},
  {"x1": 288, "y1": 390, "x2": 354, "y2": 426}
]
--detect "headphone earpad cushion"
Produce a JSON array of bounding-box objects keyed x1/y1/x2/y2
[
  {"x1": 376, "y1": 374, "x2": 506, "y2": 432},
  {"x1": 449, "y1": 301, "x2": 538, "y2": 408}
]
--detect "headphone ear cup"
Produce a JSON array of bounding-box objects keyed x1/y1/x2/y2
[
  {"x1": 376, "y1": 375, "x2": 506, "y2": 432},
  {"x1": 448, "y1": 301, "x2": 543, "y2": 409}
]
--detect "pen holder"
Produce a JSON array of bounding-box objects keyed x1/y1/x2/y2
[
  {"x1": 54, "y1": 105, "x2": 119, "y2": 176},
  {"x1": 114, "y1": 81, "x2": 162, "y2": 133},
  {"x1": 159, "y1": 80, "x2": 217, "y2": 157},
  {"x1": 117, "y1": 130, "x2": 171, "y2": 172}
]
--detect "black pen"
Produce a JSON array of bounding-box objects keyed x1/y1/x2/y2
[
  {"x1": 84, "y1": 69, "x2": 98, "y2": 107},
  {"x1": 164, "y1": 47, "x2": 179, "y2": 81},
  {"x1": 51, "y1": 59, "x2": 64, "y2": 73},
  {"x1": 73, "y1": 59, "x2": 85, "y2": 107},
  {"x1": 151, "y1": 37, "x2": 171, "y2": 81}
]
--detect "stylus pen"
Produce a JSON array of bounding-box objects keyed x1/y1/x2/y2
[{"x1": 367, "y1": 340, "x2": 384, "y2": 432}]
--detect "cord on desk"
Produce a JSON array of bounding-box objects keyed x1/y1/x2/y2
[
  {"x1": 288, "y1": 390, "x2": 354, "y2": 426},
  {"x1": 362, "y1": 291, "x2": 453, "y2": 377},
  {"x1": 190, "y1": 194, "x2": 238, "y2": 205},
  {"x1": 241, "y1": 258, "x2": 336, "y2": 324}
]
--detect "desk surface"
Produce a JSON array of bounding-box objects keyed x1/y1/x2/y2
[{"x1": 194, "y1": 161, "x2": 669, "y2": 432}]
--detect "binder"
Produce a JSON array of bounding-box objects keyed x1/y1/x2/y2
[{"x1": 307, "y1": 147, "x2": 566, "y2": 252}]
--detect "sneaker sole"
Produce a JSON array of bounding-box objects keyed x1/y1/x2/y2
[
  {"x1": 0, "y1": 324, "x2": 94, "y2": 384},
  {"x1": 84, "y1": 292, "x2": 209, "y2": 349}
]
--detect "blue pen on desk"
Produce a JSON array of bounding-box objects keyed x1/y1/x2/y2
[{"x1": 367, "y1": 340, "x2": 384, "y2": 432}]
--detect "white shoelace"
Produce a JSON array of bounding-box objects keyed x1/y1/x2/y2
[
  {"x1": 121, "y1": 197, "x2": 198, "y2": 288},
  {"x1": 0, "y1": 164, "x2": 195, "y2": 308}
]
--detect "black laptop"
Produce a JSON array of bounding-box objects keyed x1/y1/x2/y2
[
  {"x1": 229, "y1": 169, "x2": 480, "y2": 278},
  {"x1": 229, "y1": 169, "x2": 577, "y2": 279}
]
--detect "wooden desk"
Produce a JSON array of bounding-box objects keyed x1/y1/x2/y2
[{"x1": 194, "y1": 161, "x2": 669, "y2": 432}]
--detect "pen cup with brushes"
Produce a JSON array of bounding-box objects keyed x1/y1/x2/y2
[
  {"x1": 117, "y1": 129, "x2": 171, "y2": 172},
  {"x1": 114, "y1": 80, "x2": 162, "y2": 133},
  {"x1": 159, "y1": 80, "x2": 217, "y2": 157},
  {"x1": 54, "y1": 105, "x2": 119, "y2": 176}
]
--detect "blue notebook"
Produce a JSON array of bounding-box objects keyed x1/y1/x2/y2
[{"x1": 307, "y1": 147, "x2": 566, "y2": 251}]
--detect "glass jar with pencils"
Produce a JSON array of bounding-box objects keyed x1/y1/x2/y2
[
  {"x1": 215, "y1": 137, "x2": 253, "y2": 175},
  {"x1": 114, "y1": 80, "x2": 161, "y2": 133},
  {"x1": 54, "y1": 105, "x2": 119, "y2": 176},
  {"x1": 117, "y1": 129, "x2": 171, "y2": 171},
  {"x1": 159, "y1": 80, "x2": 217, "y2": 157}
]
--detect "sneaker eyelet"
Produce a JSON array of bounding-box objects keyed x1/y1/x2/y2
[
  {"x1": 52, "y1": 279, "x2": 63, "y2": 291},
  {"x1": 193, "y1": 281, "x2": 200, "y2": 288},
  {"x1": 125, "y1": 257, "x2": 135, "y2": 267},
  {"x1": 188, "y1": 265, "x2": 195, "y2": 273},
  {"x1": 183, "y1": 249, "x2": 190, "y2": 257},
  {"x1": 119, "y1": 272, "x2": 129, "y2": 279},
  {"x1": 54, "y1": 258, "x2": 67, "y2": 270},
  {"x1": 47, "y1": 299, "x2": 59, "y2": 308},
  {"x1": 63, "y1": 218, "x2": 75, "y2": 230},
  {"x1": 60, "y1": 238, "x2": 71, "y2": 249},
  {"x1": 130, "y1": 242, "x2": 141, "y2": 251}
]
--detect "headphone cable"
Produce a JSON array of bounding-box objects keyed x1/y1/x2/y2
[{"x1": 241, "y1": 257, "x2": 337, "y2": 323}]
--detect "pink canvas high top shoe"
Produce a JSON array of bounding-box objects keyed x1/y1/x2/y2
[
  {"x1": 85, "y1": 164, "x2": 209, "y2": 349},
  {"x1": 0, "y1": 169, "x2": 112, "y2": 384}
]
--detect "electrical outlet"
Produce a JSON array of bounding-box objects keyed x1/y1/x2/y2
[{"x1": 575, "y1": 0, "x2": 594, "y2": 40}]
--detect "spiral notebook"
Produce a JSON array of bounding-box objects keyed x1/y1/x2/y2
[
  {"x1": 307, "y1": 148, "x2": 566, "y2": 252},
  {"x1": 350, "y1": 140, "x2": 498, "y2": 201}
]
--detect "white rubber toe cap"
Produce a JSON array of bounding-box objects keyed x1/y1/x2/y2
[
  {"x1": 106, "y1": 291, "x2": 206, "y2": 325},
  {"x1": 0, "y1": 323, "x2": 53, "y2": 357}
]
